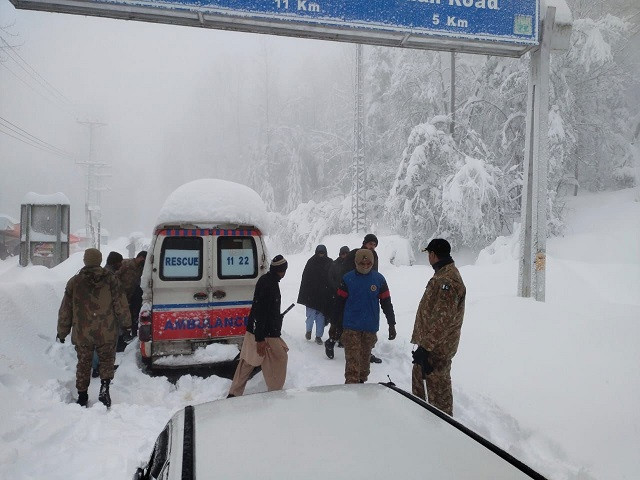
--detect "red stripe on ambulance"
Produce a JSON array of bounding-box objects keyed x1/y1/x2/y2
[{"x1": 152, "y1": 307, "x2": 250, "y2": 340}]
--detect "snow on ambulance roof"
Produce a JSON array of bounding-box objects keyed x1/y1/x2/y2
[
  {"x1": 21, "y1": 192, "x2": 70, "y2": 205},
  {"x1": 155, "y1": 179, "x2": 269, "y2": 232}
]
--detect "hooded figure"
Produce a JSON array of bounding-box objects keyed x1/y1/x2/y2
[{"x1": 297, "y1": 245, "x2": 334, "y2": 344}]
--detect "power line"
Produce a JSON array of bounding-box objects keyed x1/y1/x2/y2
[
  {"x1": 0, "y1": 61, "x2": 62, "y2": 107},
  {"x1": 0, "y1": 36, "x2": 72, "y2": 105},
  {"x1": 0, "y1": 126, "x2": 71, "y2": 159},
  {"x1": 0, "y1": 116, "x2": 74, "y2": 159},
  {"x1": 0, "y1": 115, "x2": 71, "y2": 156},
  {"x1": 0, "y1": 34, "x2": 72, "y2": 107},
  {"x1": 0, "y1": 34, "x2": 77, "y2": 119}
]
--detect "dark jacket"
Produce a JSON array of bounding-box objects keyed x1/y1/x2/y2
[
  {"x1": 116, "y1": 258, "x2": 144, "y2": 303},
  {"x1": 336, "y1": 269, "x2": 395, "y2": 333},
  {"x1": 246, "y1": 271, "x2": 283, "y2": 342},
  {"x1": 329, "y1": 256, "x2": 348, "y2": 292},
  {"x1": 297, "y1": 254, "x2": 334, "y2": 315}
]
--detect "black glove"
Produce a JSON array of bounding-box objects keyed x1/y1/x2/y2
[
  {"x1": 56, "y1": 334, "x2": 65, "y2": 344},
  {"x1": 388, "y1": 324, "x2": 397, "y2": 340},
  {"x1": 412, "y1": 346, "x2": 433, "y2": 377}
]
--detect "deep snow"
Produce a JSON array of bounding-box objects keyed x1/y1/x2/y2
[{"x1": 0, "y1": 188, "x2": 638, "y2": 480}]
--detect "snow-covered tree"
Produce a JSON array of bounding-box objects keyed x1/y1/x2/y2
[
  {"x1": 384, "y1": 117, "x2": 460, "y2": 250},
  {"x1": 439, "y1": 155, "x2": 502, "y2": 249}
]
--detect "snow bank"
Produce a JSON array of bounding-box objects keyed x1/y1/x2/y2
[
  {"x1": 476, "y1": 223, "x2": 521, "y2": 265},
  {"x1": 155, "y1": 179, "x2": 269, "y2": 233}
]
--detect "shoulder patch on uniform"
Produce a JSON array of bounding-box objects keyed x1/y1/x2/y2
[
  {"x1": 370, "y1": 285, "x2": 377, "y2": 292},
  {"x1": 442, "y1": 284, "x2": 450, "y2": 291}
]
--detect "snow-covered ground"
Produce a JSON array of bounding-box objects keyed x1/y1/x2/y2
[{"x1": 0, "y1": 188, "x2": 638, "y2": 480}]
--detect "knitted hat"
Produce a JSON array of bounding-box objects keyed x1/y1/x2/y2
[
  {"x1": 354, "y1": 249, "x2": 373, "y2": 274},
  {"x1": 315, "y1": 245, "x2": 327, "y2": 255},
  {"x1": 363, "y1": 233, "x2": 378, "y2": 246},
  {"x1": 270, "y1": 255, "x2": 288, "y2": 273},
  {"x1": 83, "y1": 248, "x2": 102, "y2": 267},
  {"x1": 339, "y1": 246, "x2": 350, "y2": 255},
  {"x1": 423, "y1": 238, "x2": 451, "y2": 258}
]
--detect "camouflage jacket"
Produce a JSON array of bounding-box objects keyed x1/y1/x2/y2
[
  {"x1": 411, "y1": 262, "x2": 466, "y2": 360},
  {"x1": 57, "y1": 266, "x2": 131, "y2": 345},
  {"x1": 116, "y1": 258, "x2": 143, "y2": 302}
]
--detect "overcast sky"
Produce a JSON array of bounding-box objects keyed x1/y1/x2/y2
[{"x1": 0, "y1": 0, "x2": 351, "y2": 237}]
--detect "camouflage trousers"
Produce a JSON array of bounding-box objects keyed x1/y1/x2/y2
[
  {"x1": 342, "y1": 329, "x2": 377, "y2": 384},
  {"x1": 75, "y1": 343, "x2": 116, "y2": 392},
  {"x1": 411, "y1": 357, "x2": 453, "y2": 416}
]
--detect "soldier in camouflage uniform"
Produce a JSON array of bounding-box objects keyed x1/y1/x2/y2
[
  {"x1": 411, "y1": 239, "x2": 466, "y2": 416},
  {"x1": 116, "y1": 250, "x2": 146, "y2": 336},
  {"x1": 57, "y1": 248, "x2": 131, "y2": 407}
]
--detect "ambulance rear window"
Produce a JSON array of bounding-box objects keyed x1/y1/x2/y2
[
  {"x1": 217, "y1": 236, "x2": 258, "y2": 279},
  {"x1": 160, "y1": 236, "x2": 203, "y2": 281}
]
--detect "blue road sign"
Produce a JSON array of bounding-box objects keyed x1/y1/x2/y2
[
  {"x1": 10, "y1": 0, "x2": 539, "y2": 55},
  {"x1": 181, "y1": 0, "x2": 538, "y2": 44}
]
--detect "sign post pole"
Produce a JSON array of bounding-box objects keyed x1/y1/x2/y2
[{"x1": 518, "y1": 6, "x2": 555, "y2": 301}]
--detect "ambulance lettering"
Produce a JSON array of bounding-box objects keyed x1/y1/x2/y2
[
  {"x1": 163, "y1": 315, "x2": 248, "y2": 330},
  {"x1": 164, "y1": 256, "x2": 199, "y2": 266}
]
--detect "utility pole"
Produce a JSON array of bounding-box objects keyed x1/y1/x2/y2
[
  {"x1": 351, "y1": 43, "x2": 366, "y2": 233},
  {"x1": 450, "y1": 52, "x2": 456, "y2": 137},
  {"x1": 77, "y1": 120, "x2": 108, "y2": 249}
]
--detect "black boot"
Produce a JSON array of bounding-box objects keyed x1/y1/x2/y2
[
  {"x1": 98, "y1": 379, "x2": 111, "y2": 408},
  {"x1": 370, "y1": 354, "x2": 382, "y2": 364},
  {"x1": 77, "y1": 391, "x2": 88, "y2": 407},
  {"x1": 324, "y1": 339, "x2": 335, "y2": 359}
]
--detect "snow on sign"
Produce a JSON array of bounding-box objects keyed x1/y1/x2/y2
[{"x1": 9, "y1": 0, "x2": 539, "y2": 57}]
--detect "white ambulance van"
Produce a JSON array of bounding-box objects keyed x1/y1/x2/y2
[{"x1": 138, "y1": 179, "x2": 270, "y2": 370}]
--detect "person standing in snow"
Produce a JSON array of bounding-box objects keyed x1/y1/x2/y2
[
  {"x1": 297, "y1": 244, "x2": 334, "y2": 344},
  {"x1": 91, "y1": 250, "x2": 125, "y2": 378},
  {"x1": 325, "y1": 245, "x2": 350, "y2": 347},
  {"x1": 116, "y1": 250, "x2": 146, "y2": 336},
  {"x1": 325, "y1": 233, "x2": 384, "y2": 363},
  {"x1": 335, "y1": 249, "x2": 396, "y2": 384},
  {"x1": 411, "y1": 238, "x2": 466, "y2": 416},
  {"x1": 329, "y1": 246, "x2": 351, "y2": 292},
  {"x1": 227, "y1": 255, "x2": 290, "y2": 397},
  {"x1": 57, "y1": 248, "x2": 131, "y2": 408}
]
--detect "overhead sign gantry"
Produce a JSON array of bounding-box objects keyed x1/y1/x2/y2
[{"x1": 9, "y1": 0, "x2": 539, "y2": 57}]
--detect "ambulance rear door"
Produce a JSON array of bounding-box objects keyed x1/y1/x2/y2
[
  {"x1": 152, "y1": 228, "x2": 213, "y2": 349},
  {"x1": 208, "y1": 229, "x2": 264, "y2": 340}
]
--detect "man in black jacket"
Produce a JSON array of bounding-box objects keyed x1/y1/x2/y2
[
  {"x1": 297, "y1": 245, "x2": 334, "y2": 344},
  {"x1": 227, "y1": 255, "x2": 289, "y2": 397}
]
